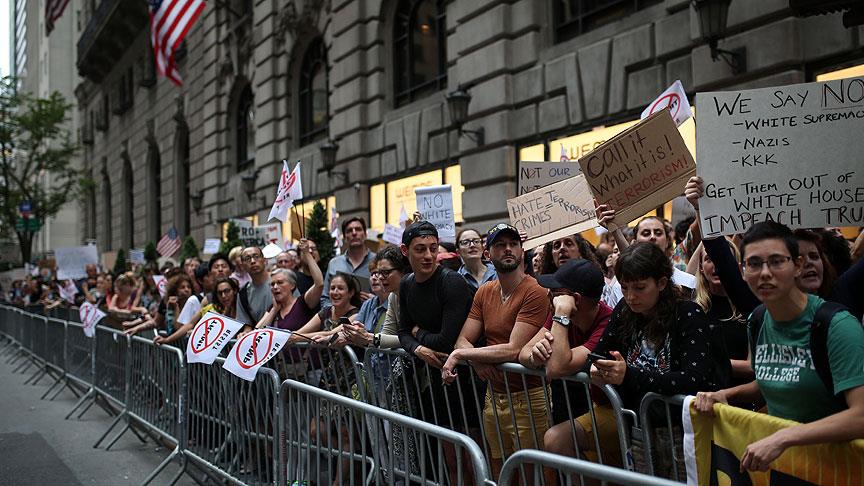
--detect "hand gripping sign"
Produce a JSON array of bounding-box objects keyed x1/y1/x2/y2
[
  {"x1": 79, "y1": 302, "x2": 107, "y2": 338},
  {"x1": 185, "y1": 312, "x2": 246, "y2": 365},
  {"x1": 223, "y1": 328, "x2": 291, "y2": 381}
]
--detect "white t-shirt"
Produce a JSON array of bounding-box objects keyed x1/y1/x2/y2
[
  {"x1": 177, "y1": 295, "x2": 201, "y2": 326},
  {"x1": 603, "y1": 268, "x2": 696, "y2": 309}
]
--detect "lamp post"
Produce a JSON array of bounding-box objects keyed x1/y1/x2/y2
[
  {"x1": 320, "y1": 139, "x2": 348, "y2": 183},
  {"x1": 692, "y1": 0, "x2": 746, "y2": 75},
  {"x1": 446, "y1": 88, "x2": 484, "y2": 146}
]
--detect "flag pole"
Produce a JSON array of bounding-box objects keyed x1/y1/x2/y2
[{"x1": 293, "y1": 203, "x2": 305, "y2": 240}]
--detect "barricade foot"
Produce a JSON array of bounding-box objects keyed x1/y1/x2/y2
[
  {"x1": 65, "y1": 388, "x2": 95, "y2": 420},
  {"x1": 25, "y1": 365, "x2": 47, "y2": 386},
  {"x1": 40, "y1": 373, "x2": 65, "y2": 400},
  {"x1": 140, "y1": 446, "x2": 183, "y2": 486},
  {"x1": 94, "y1": 411, "x2": 127, "y2": 448}
]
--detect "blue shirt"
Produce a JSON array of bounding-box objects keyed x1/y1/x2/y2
[
  {"x1": 355, "y1": 294, "x2": 389, "y2": 332},
  {"x1": 321, "y1": 249, "x2": 376, "y2": 307},
  {"x1": 457, "y1": 262, "x2": 498, "y2": 290}
]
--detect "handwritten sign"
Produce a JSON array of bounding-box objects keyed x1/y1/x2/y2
[
  {"x1": 507, "y1": 173, "x2": 598, "y2": 249},
  {"x1": 415, "y1": 185, "x2": 455, "y2": 242},
  {"x1": 223, "y1": 328, "x2": 291, "y2": 381},
  {"x1": 697, "y1": 77, "x2": 864, "y2": 236},
  {"x1": 578, "y1": 110, "x2": 696, "y2": 227},
  {"x1": 240, "y1": 223, "x2": 284, "y2": 249},
  {"x1": 55, "y1": 245, "x2": 99, "y2": 280},
  {"x1": 518, "y1": 161, "x2": 582, "y2": 195},
  {"x1": 383, "y1": 224, "x2": 404, "y2": 245},
  {"x1": 78, "y1": 302, "x2": 106, "y2": 338},
  {"x1": 202, "y1": 238, "x2": 221, "y2": 255},
  {"x1": 185, "y1": 312, "x2": 245, "y2": 364}
]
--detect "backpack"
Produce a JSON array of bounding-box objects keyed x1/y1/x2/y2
[{"x1": 748, "y1": 301, "x2": 853, "y2": 406}]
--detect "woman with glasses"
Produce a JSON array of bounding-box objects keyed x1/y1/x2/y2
[
  {"x1": 153, "y1": 277, "x2": 240, "y2": 344},
  {"x1": 455, "y1": 228, "x2": 497, "y2": 289},
  {"x1": 696, "y1": 221, "x2": 864, "y2": 473},
  {"x1": 343, "y1": 246, "x2": 408, "y2": 349}
]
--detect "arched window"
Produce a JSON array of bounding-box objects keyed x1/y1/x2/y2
[
  {"x1": 175, "y1": 125, "x2": 190, "y2": 236},
  {"x1": 299, "y1": 38, "x2": 329, "y2": 146},
  {"x1": 122, "y1": 155, "x2": 134, "y2": 248},
  {"x1": 147, "y1": 142, "x2": 162, "y2": 242},
  {"x1": 393, "y1": 0, "x2": 447, "y2": 107},
  {"x1": 236, "y1": 84, "x2": 255, "y2": 171},
  {"x1": 101, "y1": 167, "x2": 112, "y2": 250}
]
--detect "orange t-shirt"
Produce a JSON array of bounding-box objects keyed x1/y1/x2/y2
[{"x1": 468, "y1": 275, "x2": 550, "y2": 392}]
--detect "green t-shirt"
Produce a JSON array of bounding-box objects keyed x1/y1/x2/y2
[{"x1": 751, "y1": 294, "x2": 864, "y2": 423}]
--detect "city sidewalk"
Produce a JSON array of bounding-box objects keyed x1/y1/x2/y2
[{"x1": 0, "y1": 351, "x2": 195, "y2": 485}]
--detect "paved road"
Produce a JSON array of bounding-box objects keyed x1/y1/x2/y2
[{"x1": 0, "y1": 347, "x2": 195, "y2": 485}]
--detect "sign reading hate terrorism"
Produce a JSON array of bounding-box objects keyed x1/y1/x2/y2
[
  {"x1": 696, "y1": 77, "x2": 864, "y2": 236},
  {"x1": 518, "y1": 161, "x2": 582, "y2": 195},
  {"x1": 577, "y1": 110, "x2": 696, "y2": 228},
  {"x1": 507, "y1": 173, "x2": 597, "y2": 249}
]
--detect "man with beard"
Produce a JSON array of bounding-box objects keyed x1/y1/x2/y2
[{"x1": 441, "y1": 223, "x2": 550, "y2": 476}]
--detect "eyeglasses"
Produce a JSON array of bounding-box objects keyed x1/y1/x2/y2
[
  {"x1": 458, "y1": 238, "x2": 482, "y2": 248},
  {"x1": 742, "y1": 255, "x2": 792, "y2": 274},
  {"x1": 242, "y1": 254, "x2": 263, "y2": 262},
  {"x1": 372, "y1": 268, "x2": 397, "y2": 278},
  {"x1": 217, "y1": 288, "x2": 234, "y2": 295}
]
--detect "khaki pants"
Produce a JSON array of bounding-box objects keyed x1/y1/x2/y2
[{"x1": 483, "y1": 386, "x2": 550, "y2": 459}]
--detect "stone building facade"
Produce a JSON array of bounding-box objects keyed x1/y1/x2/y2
[{"x1": 75, "y1": 0, "x2": 864, "y2": 251}]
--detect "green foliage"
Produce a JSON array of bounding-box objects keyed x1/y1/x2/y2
[
  {"x1": 306, "y1": 201, "x2": 334, "y2": 266},
  {"x1": 144, "y1": 241, "x2": 159, "y2": 264},
  {"x1": 0, "y1": 76, "x2": 86, "y2": 263},
  {"x1": 219, "y1": 220, "x2": 242, "y2": 255},
  {"x1": 179, "y1": 235, "x2": 199, "y2": 263},
  {"x1": 113, "y1": 249, "x2": 127, "y2": 275}
]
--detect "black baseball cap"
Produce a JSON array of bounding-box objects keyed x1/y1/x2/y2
[
  {"x1": 537, "y1": 259, "x2": 604, "y2": 300},
  {"x1": 485, "y1": 223, "x2": 521, "y2": 249},
  {"x1": 402, "y1": 221, "x2": 438, "y2": 246}
]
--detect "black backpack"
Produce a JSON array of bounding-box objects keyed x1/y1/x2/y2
[{"x1": 748, "y1": 301, "x2": 853, "y2": 406}]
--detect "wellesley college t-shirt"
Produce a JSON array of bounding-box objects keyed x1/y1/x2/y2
[{"x1": 752, "y1": 294, "x2": 864, "y2": 423}]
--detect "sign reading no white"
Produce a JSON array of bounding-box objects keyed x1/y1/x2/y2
[
  {"x1": 697, "y1": 77, "x2": 864, "y2": 236},
  {"x1": 415, "y1": 185, "x2": 455, "y2": 243}
]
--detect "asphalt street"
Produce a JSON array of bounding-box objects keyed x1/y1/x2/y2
[{"x1": 0, "y1": 347, "x2": 196, "y2": 485}]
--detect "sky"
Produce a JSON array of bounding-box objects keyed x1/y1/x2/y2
[{"x1": 0, "y1": 2, "x2": 9, "y2": 77}]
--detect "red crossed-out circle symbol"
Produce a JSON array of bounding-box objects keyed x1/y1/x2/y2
[
  {"x1": 649, "y1": 93, "x2": 681, "y2": 120},
  {"x1": 234, "y1": 329, "x2": 275, "y2": 369},
  {"x1": 157, "y1": 279, "x2": 166, "y2": 294},
  {"x1": 80, "y1": 305, "x2": 94, "y2": 325},
  {"x1": 190, "y1": 316, "x2": 225, "y2": 354},
  {"x1": 275, "y1": 170, "x2": 297, "y2": 204}
]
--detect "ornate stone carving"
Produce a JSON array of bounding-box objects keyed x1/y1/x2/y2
[{"x1": 276, "y1": 0, "x2": 331, "y2": 45}]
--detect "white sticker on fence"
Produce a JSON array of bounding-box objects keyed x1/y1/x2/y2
[
  {"x1": 185, "y1": 312, "x2": 245, "y2": 365},
  {"x1": 55, "y1": 245, "x2": 99, "y2": 280},
  {"x1": 223, "y1": 328, "x2": 291, "y2": 381},
  {"x1": 78, "y1": 302, "x2": 106, "y2": 338},
  {"x1": 696, "y1": 77, "x2": 864, "y2": 236},
  {"x1": 414, "y1": 185, "x2": 455, "y2": 242}
]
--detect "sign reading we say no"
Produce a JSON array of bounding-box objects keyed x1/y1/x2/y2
[
  {"x1": 223, "y1": 328, "x2": 291, "y2": 381},
  {"x1": 185, "y1": 312, "x2": 245, "y2": 364}
]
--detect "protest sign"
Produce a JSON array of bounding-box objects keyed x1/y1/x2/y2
[
  {"x1": 223, "y1": 328, "x2": 291, "y2": 381},
  {"x1": 55, "y1": 245, "x2": 99, "y2": 280},
  {"x1": 202, "y1": 238, "x2": 221, "y2": 255},
  {"x1": 382, "y1": 224, "x2": 404, "y2": 245},
  {"x1": 79, "y1": 302, "x2": 106, "y2": 338},
  {"x1": 152, "y1": 275, "x2": 167, "y2": 298},
  {"x1": 240, "y1": 223, "x2": 284, "y2": 249},
  {"x1": 696, "y1": 77, "x2": 864, "y2": 236},
  {"x1": 507, "y1": 173, "x2": 597, "y2": 249},
  {"x1": 129, "y1": 249, "x2": 145, "y2": 264},
  {"x1": 58, "y1": 280, "x2": 78, "y2": 303},
  {"x1": 415, "y1": 185, "x2": 455, "y2": 242},
  {"x1": 518, "y1": 161, "x2": 582, "y2": 195},
  {"x1": 578, "y1": 110, "x2": 696, "y2": 228},
  {"x1": 185, "y1": 312, "x2": 245, "y2": 364},
  {"x1": 641, "y1": 80, "x2": 693, "y2": 127},
  {"x1": 0, "y1": 268, "x2": 26, "y2": 290}
]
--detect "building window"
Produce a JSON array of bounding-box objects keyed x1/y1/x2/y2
[
  {"x1": 299, "y1": 38, "x2": 329, "y2": 146},
  {"x1": 175, "y1": 126, "x2": 191, "y2": 236},
  {"x1": 393, "y1": 0, "x2": 447, "y2": 107},
  {"x1": 123, "y1": 155, "x2": 134, "y2": 248},
  {"x1": 236, "y1": 84, "x2": 255, "y2": 171},
  {"x1": 369, "y1": 166, "x2": 464, "y2": 233},
  {"x1": 147, "y1": 142, "x2": 162, "y2": 242},
  {"x1": 553, "y1": 0, "x2": 662, "y2": 43}
]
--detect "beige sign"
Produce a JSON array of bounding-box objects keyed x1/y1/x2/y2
[
  {"x1": 507, "y1": 173, "x2": 597, "y2": 249},
  {"x1": 577, "y1": 109, "x2": 696, "y2": 227}
]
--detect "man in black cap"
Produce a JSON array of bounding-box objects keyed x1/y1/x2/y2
[
  {"x1": 518, "y1": 258, "x2": 613, "y2": 456},
  {"x1": 441, "y1": 223, "x2": 550, "y2": 476}
]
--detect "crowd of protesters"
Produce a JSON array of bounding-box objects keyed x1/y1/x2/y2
[{"x1": 3, "y1": 173, "x2": 864, "y2": 480}]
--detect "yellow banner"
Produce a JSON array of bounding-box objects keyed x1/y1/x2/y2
[{"x1": 686, "y1": 400, "x2": 864, "y2": 485}]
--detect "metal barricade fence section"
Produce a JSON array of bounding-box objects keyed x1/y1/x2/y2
[
  {"x1": 65, "y1": 320, "x2": 95, "y2": 388},
  {"x1": 185, "y1": 357, "x2": 281, "y2": 486},
  {"x1": 637, "y1": 393, "x2": 688, "y2": 482},
  {"x1": 498, "y1": 450, "x2": 681, "y2": 486},
  {"x1": 127, "y1": 336, "x2": 185, "y2": 445},
  {"x1": 93, "y1": 325, "x2": 129, "y2": 406},
  {"x1": 45, "y1": 317, "x2": 66, "y2": 372}
]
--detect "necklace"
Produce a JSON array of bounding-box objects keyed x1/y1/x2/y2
[{"x1": 499, "y1": 275, "x2": 526, "y2": 303}]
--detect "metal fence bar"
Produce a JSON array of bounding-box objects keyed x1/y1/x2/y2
[
  {"x1": 498, "y1": 449, "x2": 681, "y2": 486},
  {"x1": 38, "y1": 317, "x2": 68, "y2": 399},
  {"x1": 638, "y1": 393, "x2": 687, "y2": 481}
]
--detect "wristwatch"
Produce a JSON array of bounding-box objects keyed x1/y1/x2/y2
[
  {"x1": 552, "y1": 315, "x2": 571, "y2": 327},
  {"x1": 373, "y1": 333, "x2": 381, "y2": 347}
]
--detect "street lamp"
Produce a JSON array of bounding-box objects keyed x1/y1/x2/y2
[
  {"x1": 692, "y1": 0, "x2": 746, "y2": 75},
  {"x1": 446, "y1": 88, "x2": 484, "y2": 146},
  {"x1": 190, "y1": 190, "x2": 203, "y2": 213},
  {"x1": 241, "y1": 171, "x2": 258, "y2": 200},
  {"x1": 320, "y1": 139, "x2": 348, "y2": 183}
]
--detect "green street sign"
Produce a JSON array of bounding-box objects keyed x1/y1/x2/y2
[{"x1": 27, "y1": 218, "x2": 41, "y2": 230}]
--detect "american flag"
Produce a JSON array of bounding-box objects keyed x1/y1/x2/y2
[
  {"x1": 157, "y1": 227, "x2": 182, "y2": 257},
  {"x1": 45, "y1": 0, "x2": 71, "y2": 35},
  {"x1": 148, "y1": 0, "x2": 206, "y2": 86}
]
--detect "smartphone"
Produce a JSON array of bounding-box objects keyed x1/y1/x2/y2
[
  {"x1": 587, "y1": 352, "x2": 611, "y2": 363},
  {"x1": 338, "y1": 316, "x2": 351, "y2": 326}
]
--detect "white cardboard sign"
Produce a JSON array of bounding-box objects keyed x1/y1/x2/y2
[
  {"x1": 55, "y1": 245, "x2": 99, "y2": 280},
  {"x1": 697, "y1": 77, "x2": 864, "y2": 236},
  {"x1": 518, "y1": 161, "x2": 582, "y2": 195},
  {"x1": 153, "y1": 275, "x2": 167, "y2": 298},
  {"x1": 223, "y1": 328, "x2": 291, "y2": 381},
  {"x1": 383, "y1": 224, "x2": 404, "y2": 245},
  {"x1": 415, "y1": 185, "x2": 455, "y2": 243},
  {"x1": 202, "y1": 238, "x2": 221, "y2": 255},
  {"x1": 185, "y1": 312, "x2": 245, "y2": 364},
  {"x1": 79, "y1": 302, "x2": 106, "y2": 338}
]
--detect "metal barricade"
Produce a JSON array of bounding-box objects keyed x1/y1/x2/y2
[
  {"x1": 184, "y1": 357, "x2": 281, "y2": 486},
  {"x1": 281, "y1": 378, "x2": 493, "y2": 486},
  {"x1": 34, "y1": 317, "x2": 67, "y2": 398},
  {"x1": 67, "y1": 325, "x2": 127, "y2": 420},
  {"x1": 498, "y1": 449, "x2": 681, "y2": 486},
  {"x1": 273, "y1": 341, "x2": 365, "y2": 400},
  {"x1": 637, "y1": 393, "x2": 687, "y2": 482}
]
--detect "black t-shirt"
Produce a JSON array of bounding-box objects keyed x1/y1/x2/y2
[
  {"x1": 295, "y1": 271, "x2": 314, "y2": 299},
  {"x1": 398, "y1": 266, "x2": 475, "y2": 354}
]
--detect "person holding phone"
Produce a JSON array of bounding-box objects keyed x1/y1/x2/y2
[{"x1": 289, "y1": 272, "x2": 361, "y2": 344}]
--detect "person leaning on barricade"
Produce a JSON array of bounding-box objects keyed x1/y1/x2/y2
[
  {"x1": 441, "y1": 223, "x2": 551, "y2": 477},
  {"x1": 519, "y1": 259, "x2": 614, "y2": 445},
  {"x1": 152, "y1": 277, "x2": 240, "y2": 343},
  {"x1": 455, "y1": 228, "x2": 498, "y2": 289},
  {"x1": 575, "y1": 242, "x2": 721, "y2": 466},
  {"x1": 252, "y1": 239, "x2": 324, "y2": 334},
  {"x1": 321, "y1": 217, "x2": 377, "y2": 307},
  {"x1": 341, "y1": 246, "x2": 406, "y2": 350},
  {"x1": 695, "y1": 221, "x2": 864, "y2": 473}
]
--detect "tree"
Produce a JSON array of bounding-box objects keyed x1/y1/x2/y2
[
  {"x1": 179, "y1": 235, "x2": 199, "y2": 263},
  {"x1": 0, "y1": 76, "x2": 87, "y2": 263},
  {"x1": 144, "y1": 241, "x2": 158, "y2": 265},
  {"x1": 113, "y1": 248, "x2": 128, "y2": 275},
  {"x1": 306, "y1": 201, "x2": 334, "y2": 267},
  {"x1": 219, "y1": 220, "x2": 242, "y2": 255}
]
